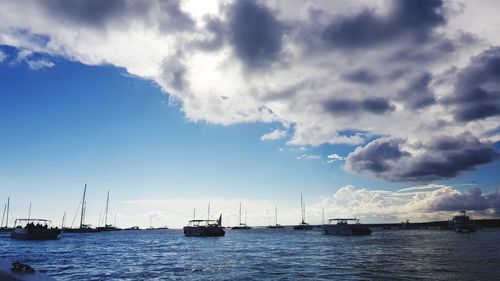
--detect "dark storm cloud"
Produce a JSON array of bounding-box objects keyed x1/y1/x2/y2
[
  {"x1": 321, "y1": 0, "x2": 445, "y2": 48},
  {"x1": 444, "y1": 47, "x2": 500, "y2": 122},
  {"x1": 431, "y1": 188, "x2": 500, "y2": 213},
  {"x1": 227, "y1": 0, "x2": 285, "y2": 68},
  {"x1": 345, "y1": 134, "x2": 499, "y2": 182},
  {"x1": 342, "y1": 69, "x2": 378, "y2": 84},
  {"x1": 40, "y1": 0, "x2": 194, "y2": 31},
  {"x1": 194, "y1": 17, "x2": 225, "y2": 51},
  {"x1": 398, "y1": 73, "x2": 436, "y2": 109},
  {"x1": 324, "y1": 98, "x2": 395, "y2": 116}
]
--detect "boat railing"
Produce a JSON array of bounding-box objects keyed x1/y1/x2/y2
[
  {"x1": 327, "y1": 218, "x2": 360, "y2": 225},
  {"x1": 187, "y1": 219, "x2": 219, "y2": 227},
  {"x1": 13, "y1": 219, "x2": 57, "y2": 228}
]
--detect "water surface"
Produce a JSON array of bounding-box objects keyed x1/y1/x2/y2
[{"x1": 1, "y1": 228, "x2": 499, "y2": 280}]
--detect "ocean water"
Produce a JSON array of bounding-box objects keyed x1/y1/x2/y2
[{"x1": 1, "y1": 228, "x2": 500, "y2": 280}]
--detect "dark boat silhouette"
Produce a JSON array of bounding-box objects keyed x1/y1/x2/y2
[
  {"x1": 184, "y1": 215, "x2": 225, "y2": 237},
  {"x1": 63, "y1": 184, "x2": 101, "y2": 233},
  {"x1": 11, "y1": 219, "x2": 61, "y2": 240},
  {"x1": 293, "y1": 194, "x2": 313, "y2": 230},
  {"x1": 0, "y1": 197, "x2": 12, "y2": 232},
  {"x1": 323, "y1": 218, "x2": 372, "y2": 235},
  {"x1": 450, "y1": 211, "x2": 476, "y2": 233}
]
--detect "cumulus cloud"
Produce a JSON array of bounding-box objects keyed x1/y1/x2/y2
[
  {"x1": 325, "y1": 153, "x2": 344, "y2": 163},
  {"x1": 296, "y1": 154, "x2": 321, "y2": 160},
  {"x1": 0, "y1": 0, "x2": 499, "y2": 182},
  {"x1": 311, "y1": 185, "x2": 500, "y2": 223},
  {"x1": 345, "y1": 133, "x2": 499, "y2": 182},
  {"x1": 260, "y1": 128, "x2": 287, "y2": 141},
  {"x1": 0, "y1": 49, "x2": 6, "y2": 62}
]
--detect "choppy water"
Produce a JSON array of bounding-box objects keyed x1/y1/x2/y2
[{"x1": 1, "y1": 228, "x2": 500, "y2": 280}]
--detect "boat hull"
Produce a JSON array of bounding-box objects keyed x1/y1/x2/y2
[
  {"x1": 10, "y1": 228, "x2": 61, "y2": 240},
  {"x1": 323, "y1": 225, "x2": 372, "y2": 236},
  {"x1": 63, "y1": 227, "x2": 101, "y2": 233},
  {"x1": 231, "y1": 226, "x2": 251, "y2": 230},
  {"x1": 183, "y1": 225, "x2": 225, "y2": 237},
  {"x1": 293, "y1": 224, "x2": 313, "y2": 230},
  {"x1": 266, "y1": 225, "x2": 284, "y2": 229}
]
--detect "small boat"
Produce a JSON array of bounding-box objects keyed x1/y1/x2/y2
[
  {"x1": 267, "y1": 205, "x2": 284, "y2": 229},
  {"x1": 11, "y1": 219, "x2": 61, "y2": 240},
  {"x1": 323, "y1": 218, "x2": 372, "y2": 236},
  {"x1": 450, "y1": 211, "x2": 476, "y2": 233},
  {"x1": 293, "y1": 194, "x2": 313, "y2": 230},
  {"x1": 232, "y1": 203, "x2": 251, "y2": 230},
  {"x1": 184, "y1": 215, "x2": 225, "y2": 237}
]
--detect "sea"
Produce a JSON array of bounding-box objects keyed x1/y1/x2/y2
[{"x1": 1, "y1": 228, "x2": 500, "y2": 280}]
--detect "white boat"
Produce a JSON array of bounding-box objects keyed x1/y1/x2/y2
[
  {"x1": 323, "y1": 218, "x2": 372, "y2": 236},
  {"x1": 11, "y1": 219, "x2": 61, "y2": 240}
]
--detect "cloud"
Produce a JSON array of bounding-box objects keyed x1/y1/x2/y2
[
  {"x1": 0, "y1": 49, "x2": 6, "y2": 62},
  {"x1": 311, "y1": 185, "x2": 500, "y2": 223},
  {"x1": 227, "y1": 0, "x2": 285, "y2": 68},
  {"x1": 260, "y1": 128, "x2": 287, "y2": 141},
  {"x1": 296, "y1": 154, "x2": 321, "y2": 160},
  {"x1": 0, "y1": 0, "x2": 499, "y2": 182},
  {"x1": 443, "y1": 47, "x2": 500, "y2": 122},
  {"x1": 12, "y1": 49, "x2": 54, "y2": 70},
  {"x1": 345, "y1": 134, "x2": 499, "y2": 182},
  {"x1": 321, "y1": 0, "x2": 446, "y2": 49},
  {"x1": 325, "y1": 153, "x2": 345, "y2": 163}
]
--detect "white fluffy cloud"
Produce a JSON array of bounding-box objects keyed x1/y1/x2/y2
[
  {"x1": 260, "y1": 128, "x2": 287, "y2": 141},
  {"x1": 0, "y1": 0, "x2": 499, "y2": 182}
]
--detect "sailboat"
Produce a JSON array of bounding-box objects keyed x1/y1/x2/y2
[
  {"x1": 63, "y1": 184, "x2": 100, "y2": 233},
  {"x1": 0, "y1": 197, "x2": 12, "y2": 232},
  {"x1": 293, "y1": 194, "x2": 313, "y2": 230},
  {"x1": 267, "y1": 205, "x2": 284, "y2": 229},
  {"x1": 232, "y1": 202, "x2": 251, "y2": 230},
  {"x1": 97, "y1": 190, "x2": 121, "y2": 231}
]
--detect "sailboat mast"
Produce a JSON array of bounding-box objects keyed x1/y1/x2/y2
[
  {"x1": 28, "y1": 203, "x2": 32, "y2": 221},
  {"x1": 1, "y1": 204, "x2": 6, "y2": 227},
  {"x1": 300, "y1": 194, "x2": 304, "y2": 223},
  {"x1": 104, "y1": 190, "x2": 109, "y2": 227},
  {"x1": 193, "y1": 208, "x2": 196, "y2": 220},
  {"x1": 238, "y1": 202, "x2": 242, "y2": 225},
  {"x1": 80, "y1": 184, "x2": 87, "y2": 228},
  {"x1": 207, "y1": 202, "x2": 210, "y2": 221},
  {"x1": 275, "y1": 205, "x2": 278, "y2": 226},
  {"x1": 322, "y1": 208, "x2": 325, "y2": 225},
  {"x1": 149, "y1": 215, "x2": 152, "y2": 228},
  {"x1": 6, "y1": 198, "x2": 9, "y2": 228},
  {"x1": 62, "y1": 212, "x2": 66, "y2": 228}
]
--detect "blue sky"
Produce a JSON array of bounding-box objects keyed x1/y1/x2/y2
[{"x1": 1, "y1": 1, "x2": 500, "y2": 227}]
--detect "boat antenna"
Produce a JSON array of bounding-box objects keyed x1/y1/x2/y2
[
  {"x1": 28, "y1": 203, "x2": 32, "y2": 221},
  {"x1": 193, "y1": 208, "x2": 196, "y2": 220},
  {"x1": 80, "y1": 184, "x2": 87, "y2": 228},
  {"x1": 104, "y1": 190, "x2": 110, "y2": 227}
]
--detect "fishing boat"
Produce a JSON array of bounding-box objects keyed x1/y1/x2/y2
[
  {"x1": 323, "y1": 218, "x2": 372, "y2": 236},
  {"x1": 232, "y1": 202, "x2": 251, "y2": 230},
  {"x1": 63, "y1": 184, "x2": 101, "y2": 233},
  {"x1": 10, "y1": 219, "x2": 61, "y2": 240},
  {"x1": 184, "y1": 215, "x2": 224, "y2": 237},
  {"x1": 96, "y1": 190, "x2": 121, "y2": 231},
  {"x1": 293, "y1": 194, "x2": 313, "y2": 230},
  {"x1": 267, "y1": 205, "x2": 284, "y2": 229},
  {"x1": 0, "y1": 197, "x2": 12, "y2": 232},
  {"x1": 450, "y1": 211, "x2": 476, "y2": 233}
]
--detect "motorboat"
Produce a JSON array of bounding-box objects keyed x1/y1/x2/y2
[
  {"x1": 184, "y1": 215, "x2": 225, "y2": 237},
  {"x1": 11, "y1": 219, "x2": 61, "y2": 240},
  {"x1": 450, "y1": 211, "x2": 476, "y2": 233},
  {"x1": 323, "y1": 218, "x2": 372, "y2": 236}
]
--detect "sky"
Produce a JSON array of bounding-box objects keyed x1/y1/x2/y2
[{"x1": 0, "y1": 0, "x2": 500, "y2": 228}]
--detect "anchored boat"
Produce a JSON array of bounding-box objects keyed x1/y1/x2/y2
[
  {"x1": 63, "y1": 184, "x2": 101, "y2": 233},
  {"x1": 232, "y1": 202, "x2": 251, "y2": 230},
  {"x1": 11, "y1": 219, "x2": 61, "y2": 240},
  {"x1": 267, "y1": 205, "x2": 284, "y2": 229},
  {"x1": 450, "y1": 211, "x2": 476, "y2": 233},
  {"x1": 323, "y1": 218, "x2": 372, "y2": 236},
  {"x1": 293, "y1": 194, "x2": 313, "y2": 230},
  {"x1": 184, "y1": 215, "x2": 225, "y2": 237}
]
